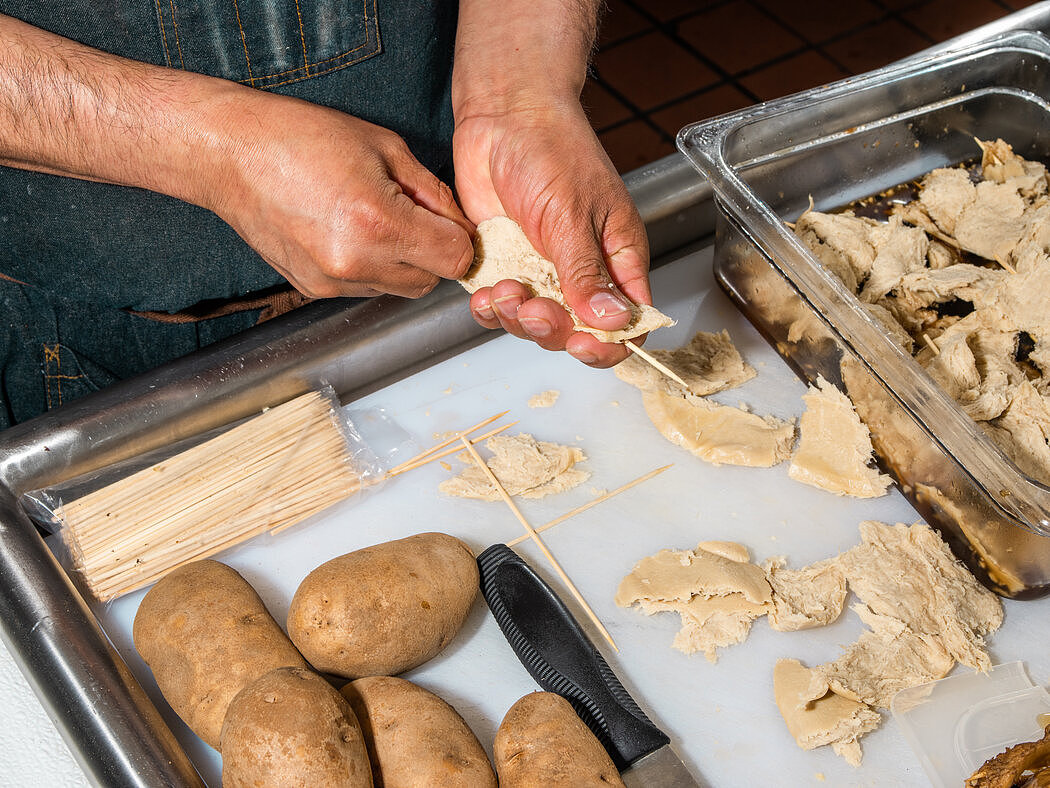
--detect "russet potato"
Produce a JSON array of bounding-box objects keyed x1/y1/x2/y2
[
  {"x1": 341, "y1": 675, "x2": 496, "y2": 787},
  {"x1": 494, "y1": 692, "x2": 625, "y2": 788},
  {"x1": 287, "y1": 532, "x2": 478, "y2": 678},
  {"x1": 221, "y1": 666, "x2": 372, "y2": 788},
  {"x1": 132, "y1": 559, "x2": 307, "y2": 749}
]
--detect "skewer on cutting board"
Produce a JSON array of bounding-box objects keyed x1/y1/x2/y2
[
  {"x1": 505, "y1": 464, "x2": 671, "y2": 547},
  {"x1": 457, "y1": 436, "x2": 618, "y2": 652},
  {"x1": 623, "y1": 339, "x2": 690, "y2": 390}
]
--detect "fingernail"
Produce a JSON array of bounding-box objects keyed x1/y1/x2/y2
[
  {"x1": 519, "y1": 317, "x2": 552, "y2": 338},
  {"x1": 493, "y1": 294, "x2": 523, "y2": 320},
  {"x1": 473, "y1": 303, "x2": 495, "y2": 321},
  {"x1": 589, "y1": 291, "x2": 631, "y2": 319},
  {"x1": 569, "y1": 347, "x2": 599, "y2": 365}
]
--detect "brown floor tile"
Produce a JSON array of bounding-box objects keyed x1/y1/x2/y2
[
  {"x1": 649, "y1": 85, "x2": 755, "y2": 137},
  {"x1": 595, "y1": 32, "x2": 719, "y2": 111},
  {"x1": 642, "y1": 0, "x2": 714, "y2": 23},
  {"x1": 599, "y1": 0, "x2": 652, "y2": 47},
  {"x1": 678, "y1": 1, "x2": 804, "y2": 76},
  {"x1": 821, "y1": 18, "x2": 931, "y2": 75},
  {"x1": 582, "y1": 79, "x2": 633, "y2": 131},
  {"x1": 738, "y1": 50, "x2": 850, "y2": 102},
  {"x1": 598, "y1": 121, "x2": 676, "y2": 173},
  {"x1": 873, "y1": 0, "x2": 926, "y2": 8},
  {"x1": 903, "y1": 0, "x2": 1011, "y2": 41},
  {"x1": 755, "y1": 0, "x2": 883, "y2": 44}
]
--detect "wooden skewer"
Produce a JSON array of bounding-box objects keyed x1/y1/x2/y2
[
  {"x1": 993, "y1": 253, "x2": 1017, "y2": 274},
  {"x1": 386, "y1": 411, "x2": 509, "y2": 475},
  {"x1": 506, "y1": 464, "x2": 672, "y2": 547},
  {"x1": 922, "y1": 332, "x2": 941, "y2": 356},
  {"x1": 623, "y1": 340, "x2": 690, "y2": 391},
  {"x1": 386, "y1": 422, "x2": 518, "y2": 479},
  {"x1": 457, "y1": 436, "x2": 618, "y2": 652}
]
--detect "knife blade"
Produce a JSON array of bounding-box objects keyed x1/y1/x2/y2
[{"x1": 478, "y1": 543, "x2": 708, "y2": 787}]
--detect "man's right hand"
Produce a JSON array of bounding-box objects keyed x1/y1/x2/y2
[
  {"x1": 203, "y1": 93, "x2": 475, "y2": 299},
  {"x1": 0, "y1": 14, "x2": 474, "y2": 300}
]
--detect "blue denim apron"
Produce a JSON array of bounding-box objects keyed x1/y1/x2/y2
[{"x1": 0, "y1": 0, "x2": 457, "y2": 425}]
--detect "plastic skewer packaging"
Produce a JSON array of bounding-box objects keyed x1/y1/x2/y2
[{"x1": 20, "y1": 386, "x2": 398, "y2": 602}]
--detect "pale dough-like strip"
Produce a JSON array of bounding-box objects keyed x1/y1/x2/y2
[{"x1": 460, "y1": 216, "x2": 673, "y2": 343}]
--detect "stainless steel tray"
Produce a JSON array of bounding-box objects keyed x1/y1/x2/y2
[{"x1": 678, "y1": 29, "x2": 1050, "y2": 599}]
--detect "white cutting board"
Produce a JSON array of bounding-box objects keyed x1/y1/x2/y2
[{"x1": 88, "y1": 247, "x2": 1050, "y2": 788}]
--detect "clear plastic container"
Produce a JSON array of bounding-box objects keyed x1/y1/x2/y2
[
  {"x1": 678, "y1": 32, "x2": 1050, "y2": 597},
  {"x1": 892, "y1": 662, "x2": 1050, "y2": 787}
]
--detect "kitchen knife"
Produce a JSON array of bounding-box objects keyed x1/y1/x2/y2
[{"x1": 478, "y1": 543, "x2": 707, "y2": 787}]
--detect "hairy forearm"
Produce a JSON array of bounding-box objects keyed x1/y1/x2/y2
[
  {"x1": 452, "y1": 0, "x2": 601, "y2": 118},
  {"x1": 0, "y1": 13, "x2": 244, "y2": 206}
]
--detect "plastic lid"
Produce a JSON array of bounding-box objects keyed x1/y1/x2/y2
[{"x1": 891, "y1": 662, "x2": 1050, "y2": 787}]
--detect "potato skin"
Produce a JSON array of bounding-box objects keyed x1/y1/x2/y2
[
  {"x1": 287, "y1": 532, "x2": 478, "y2": 678},
  {"x1": 494, "y1": 692, "x2": 625, "y2": 788},
  {"x1": 132, "y1": 559, "x2": 307, "y2": 749},
  {"x1": 221, "y1": 667, "x2": 372, "y2": 788},
  {"x1": 341, "y1": 676, "x2": 496, "y2": 788}
]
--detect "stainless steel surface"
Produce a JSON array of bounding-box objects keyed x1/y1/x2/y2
[
  {"x1": 623, "y1": 746, "x2": 707, "y2": 788},
  {"x1": 679, "y1": 30, "x2": 1050, "y2": 597},
  {"x1": 0, "y1": 486, "x2": 202, "y2": 787},
  {"x1": 1, "y1": 4, "x2": 1048, "y2": 784}
]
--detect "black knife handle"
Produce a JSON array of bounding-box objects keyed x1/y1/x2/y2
[{"x1": 478, "y1": 544, "x2": 669, "y2": 770}]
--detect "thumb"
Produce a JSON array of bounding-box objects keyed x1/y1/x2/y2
[{"x1": 535, "y1": 219, "x2": 635, "y2": 332}]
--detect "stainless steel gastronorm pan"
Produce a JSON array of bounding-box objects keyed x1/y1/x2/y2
[{"x1": 679, "y1": 31, "x2": 1050, "y2": 599}]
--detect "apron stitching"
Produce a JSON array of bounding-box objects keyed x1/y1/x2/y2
[
  {"x1": 167, "y1": 0, "x2": 186, "y2": 69},
  {"x1": 43, "y1": 344, "x2": 60, "y2": 408},
  {"x1": 230, "y1": 0, "x2": 256, "y2": 86},
  {"x1": 153, "y1": 0, "x2": 173, "y2": 67},
  {"x1": 292, "y1": 0, "x2": 311, "y2": 77},
  {"x1": 245, "y1": 49, "x2": 375, "y2": 88},
  {"x1": 239, "y1": 0, "x2": 379, "y2": 87},
  {"x1": 244, "y1": 44, "x2": 372, "y2": 81},
  {"x1": 43, "y1": 350, "x2": 52, "y2": 410}
]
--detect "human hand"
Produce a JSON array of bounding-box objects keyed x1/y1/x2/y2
[
  {"x1": 204, "y1": 90, "x2": 474, "y2": 299},
  {"x1": 452, "y1": 98, "x2": 651, "y2": 367}
]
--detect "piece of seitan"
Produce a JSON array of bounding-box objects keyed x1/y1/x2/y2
[
  {"x1": 858, "y1": 216, "x2": 930, "y2": 303},
  {"x1": 982, "y1": 381, "x2": 1050, "y2": 485},
  {"x1": 793, "y1": 210, "x2": 878, "y2": 292},
  {"x1": 817, "y1": 604, "x2": 955, "y2": 709},
  {"x1": 836, "y1": 521, "x2": 1003, "y2": 672},
  {"x1": 773, "y1": 659, "x2": 882, "y2": 769},
  {"x1": 615, "y1": 542, "x2": 772, "y2": 663},
  {"x1": 788, "y1": 376, "x2": 892, "y2": 498},
  {"x1": 860, "y1": 302, "x2": 914, "y2": 351},
  {"x1": 916, "y1": 166, "x2": 976, "y2": 237},
  {"x1": 642, "y1": 389, "x2": 795, "y2": 467},
  {"x1": 977, "y1": 137, "x2": 1049, "y2": 199},
  {"x1": 613, "y1": 330, "x2": 756, "y2": 397},
  {"x1": 527, "y1": 389, "x2": 560, "y2": 408},
  {"x1": 953, "y1": 180, "x2": 1029, "y2": 262},
  {"x1": 461, "y1": 216, "x2": 674, "y2": 343},
  {"x1": 763, "y1": 557, "x2": 848, "y2": 631},
  {"x1": 439, "y1": 432, "x2": 589, "y2": 500}
]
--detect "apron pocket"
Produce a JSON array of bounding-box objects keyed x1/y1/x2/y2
[{"x1": 154, "y1": 0, "x2": 381, "y2": 88}]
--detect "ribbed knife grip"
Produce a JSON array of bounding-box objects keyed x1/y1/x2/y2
[{"x1": 478, "y1": 544, "x2": 669, "y2": 770}]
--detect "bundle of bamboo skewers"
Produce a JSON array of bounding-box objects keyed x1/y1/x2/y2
[{"x1": 59, "y1": 390, "x2": 362, "y2": 602}]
